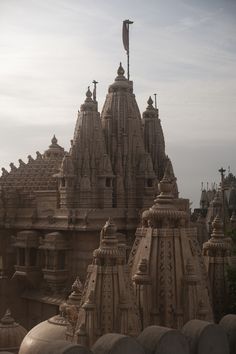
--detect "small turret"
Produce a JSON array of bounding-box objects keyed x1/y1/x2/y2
[
  {"x1": 203, "y1": 214, "x2": 232, "y2": 321},
  {"x1": 142, "y1": 165, "x2": 186, "y2": 229},
  {"x1": 75, "y1": 219, "x2": 141, "y2": 347},
  {"x1": 43, "y1": 135, "x2": 65, "y2": 160},
  {"x1": 142, "y1": 95, "x2": 166, "y2": 181}
]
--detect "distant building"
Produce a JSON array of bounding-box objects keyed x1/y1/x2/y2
[{"x1": 195, "y1": 170, "x2": 236, "y2": 236}]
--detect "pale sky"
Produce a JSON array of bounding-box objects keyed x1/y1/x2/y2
[{"x1": 0, "y1": 0, "x2": 236, "y2": 208}]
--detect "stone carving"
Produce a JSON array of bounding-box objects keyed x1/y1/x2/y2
[
  {"x1": 130, "y1": 165, "x2": 213, "y2": 329},
  {"x1": 74, "y1": 219, "x2": 141, "y2": 347}
]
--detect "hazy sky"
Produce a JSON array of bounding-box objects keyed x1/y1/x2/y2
[{"x1": 0, "y1": 0, "x2": 236, "y2": 208}]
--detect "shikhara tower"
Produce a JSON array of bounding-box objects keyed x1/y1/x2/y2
[{"x1": 57, "y1": 63, "x2": 171, "y2": 210}]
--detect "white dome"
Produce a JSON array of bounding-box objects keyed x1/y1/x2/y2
[{"x1": 19, "y1": 314, "x2": 68, "y2": 354}]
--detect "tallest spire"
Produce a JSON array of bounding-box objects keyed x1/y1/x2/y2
[{"x1": 122, "y1": 19, "x2": 133, "y2": 80}]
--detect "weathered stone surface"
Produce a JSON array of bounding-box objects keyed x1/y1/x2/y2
[
  {"x1": 219, "y1": 314, "x2": 236, "y2": 354},
  {"x1": 182, "y1": 319, "x2": 229, "y2": 354},
  {"x1": 129, "y1": 166, "x2": 213, "y2": 329},
  {"x1": 137, "y1": 325, "x2": 189, "y2": 354},
  {"x1": 92, "y1": 333, "x2": 145, "y2": 354}
]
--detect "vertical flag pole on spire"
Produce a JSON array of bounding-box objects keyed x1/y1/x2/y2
[
  {"x1": 219, "y1": 167, "x2": 226, "y2": 231},
  {"x1": 154, "y1": 93, "x2": 157, "y2": 109},
  {"x1": 92, "y1": 80, "x2": 98, "y2": 102},
  {"x1": 122, "y1": 19, "x2": 133, "y2": 80}
]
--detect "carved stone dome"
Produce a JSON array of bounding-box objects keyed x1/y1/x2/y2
[
  {"x1": 19, "y1": 313, "x2": 68, "y2": 354},
  {"x1": 0, "y1": 309, "x2": 27, "y2": 354}
]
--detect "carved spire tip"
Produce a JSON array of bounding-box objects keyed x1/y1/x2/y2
[
  {"x1": 147, "y1": 96, "x2": 154, "y2": 107},
  {"x1": 51, "y1": 134, "x2": 57, "y2": 145},
  {"x1": 117, "y1": 62, "x2": 125, "y2": 76}
]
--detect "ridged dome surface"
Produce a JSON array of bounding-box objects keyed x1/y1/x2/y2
[
  {"x1": 0, "y1": 310, "x2": 27, "y2": 353},
  {"x1": 19, "y1": 314, "x2": 68, "y2": 354}
]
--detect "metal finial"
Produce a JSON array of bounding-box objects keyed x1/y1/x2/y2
[
  {"x1": 219, "y1": 167, "x2": 226, "y2": 178},
  {"x1": 154, "y1": 93, "x2": 157, "y2": 109},
  {"x1": 92, "y1": 80, "x2": 98, "y2": 102},
  {"x1": 218, "y1": 167, "x2": 226, "y2": 232}
]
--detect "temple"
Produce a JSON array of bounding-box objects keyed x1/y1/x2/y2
[
  {"x1": 0, "y1": 63, "x2": 173, "y2": 328},
  {"x1": 0, "y1": 49, "x2": 235, "y2": 353}
]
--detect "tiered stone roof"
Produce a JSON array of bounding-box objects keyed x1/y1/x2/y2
[{"x1": 0, "y1": 136, "x2": 64, "y2": 198}]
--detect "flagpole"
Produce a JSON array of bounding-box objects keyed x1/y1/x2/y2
[
  {"x1": 122, "y1": 20, "x2": 133, "y2": 81},
  {"x1": 127, "y1": 24, "x2": 130, "y2": 80}
]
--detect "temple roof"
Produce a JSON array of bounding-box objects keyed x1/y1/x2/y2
[{"x1": 0, "y1": 136, "x2": 65, "y2": 194}]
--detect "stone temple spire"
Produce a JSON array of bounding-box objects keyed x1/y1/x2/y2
[
  {"x1": 142, "y1": 95, "x2": 166, "y2": 181},
  {"x1": 203, "y1": 214, "x2": 232, "y2": 321},
  {"x1": 58, "y1": 87, "x2": 114, "y2": 208},
  {"x1": 205, "y1": 189, "x2": 223, "y2": 234},
  {"x1": 129, "y1": 167, "x2": 213, "y2": 329},
  {"x1": 74, "y1": 219, "x2": 141, "y2": 347},
  {"x1": 101, "y1": 64, "x2": 156, "y2": 208}
]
